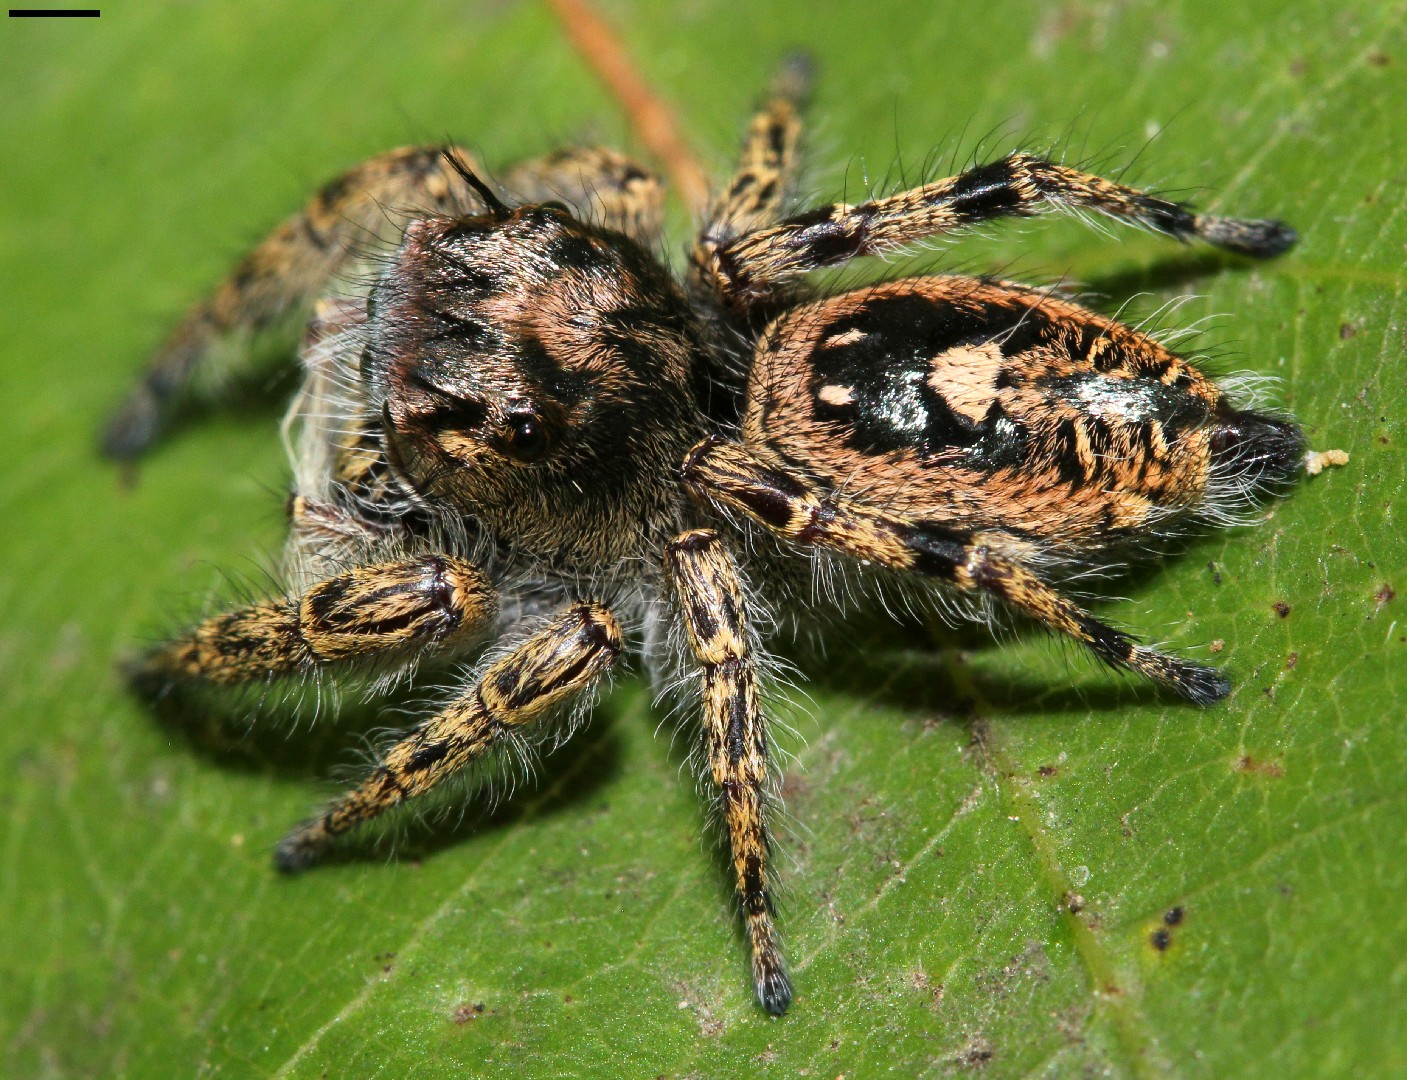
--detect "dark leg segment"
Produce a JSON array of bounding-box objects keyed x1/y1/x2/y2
[
  {"x1": 706, "y1": 152, "x2": 1297, "y2": 305},
  {"x1": 136, "y1": 555, "x2": 497, "y2": 686},
  {"x1": 103, "y1": 146, "x2": 491, "y2": 459},
  {"x1": 275, "y1": 602, "x2": 622, "y2": 871},
  {"x1": 665, "y1": 530, "x2": 792, "y2": 1015},
  {"x1": 684, "y1": 439, "x2": 1229, "y2": 704}
]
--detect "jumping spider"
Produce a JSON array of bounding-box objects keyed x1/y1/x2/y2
[{"x1": 106, "y1": 63, "x2": 1303, "y2": 1015}]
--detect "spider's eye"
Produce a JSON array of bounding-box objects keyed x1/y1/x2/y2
[{"x1": 503, "y1": 408, "x2": 552, "y2": 462}]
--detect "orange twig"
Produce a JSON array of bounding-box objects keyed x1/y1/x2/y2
[{"x1": 546, "y1": 0, "x2": 711, "y2": 214}]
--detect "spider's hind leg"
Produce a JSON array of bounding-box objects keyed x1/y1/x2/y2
[{"x1": 685, "y1": 439, "x2": 1230, "y2": 705}]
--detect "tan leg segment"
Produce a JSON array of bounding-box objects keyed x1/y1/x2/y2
[
  {"x1": 705, "y1": 152, "x2": 1297, "y2": 305},
  {"x1": 275, "y1": 602, "x2": 622, "y2": 870},
  {"x1": 501, "y1": 146, "x2": 665, "y2": 245},
  {"x1": 103, "y1": 146, "x2": 490, "y2": 459},
  {"x1": 689, "y1": 56, "x2": 810, "y2": 303},
  {"x1": 137, "y1": 555, "x2": 497, "y2": 686},
  {"x1": 684, "y1": 439, "x2": 1230, "y2": 704},
  {"x1": 665, "y1": 530, "x2": 791, "y2": 1015}
]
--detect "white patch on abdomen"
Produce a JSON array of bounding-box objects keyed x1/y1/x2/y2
[{"x1": 926, "y1": 341, "x2": 1004, "y2": 423}]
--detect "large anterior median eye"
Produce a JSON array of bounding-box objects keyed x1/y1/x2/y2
[{"x1": 503, "y1": 407, "x2": 552, "y2": 462}]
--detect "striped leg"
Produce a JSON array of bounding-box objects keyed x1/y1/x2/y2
[
  {"x1": 275, "y1": 602, "x2": 622, "y2": 871},
  {"x1": 705, "y1": 152, "x2": 1297, "y2": 305},
  {"x1": 665, "y1": 530, "x2": 791, "y2": 1015},
  {"x1": 689, "y1": 55, "x2": 811, "y2": 306},
  {"x1": 685, "y1": 439, "x2": 1229, "y2": 704},
  {"x1": 103, "y1": 146, "x2": 490, "y2": 459},
  {"x1": 135, "y1": 555, "x2": 497, "y2": 687},
  {"x1": 501, "y1": 146, "x2": 665, "y2": 245}
]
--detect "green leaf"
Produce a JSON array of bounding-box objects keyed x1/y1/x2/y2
[{"x1": 2, "y1": 1, "x2": 1402, "y2": 1076}]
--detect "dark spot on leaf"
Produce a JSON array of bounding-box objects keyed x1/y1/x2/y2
[
  {"x1": 1339, "y1": 321, "x2": 1359, "y2": 339},
  {"x1": 1285, "y1": 651, "x2": 1299, "y2": 670},
  {"x1": 1150, "y1": 928, "x2": 1172, "y2": 951},
  {"x1": 1273, "y1": 601, "x2": 1291, "y2": 618},
  {"x1": 1164, "y1": 906, "x2": 1185, "y2": 927},
  {"x1": 1037, "y1": 764, "x2": 1058, "y2": 778},
  {"x1": 957, "y1": 1034, "x2": 994, "y2": 1068},
  {"x1": 1207, "y1": 560, "x2": 1223, "y2": 585},
  {"x1": 1377, "y1": 583, "x2": 1396, "y2": 609},
  {"x1": 451, "y1": 1002, "x2": 485, "y2": 1024}
]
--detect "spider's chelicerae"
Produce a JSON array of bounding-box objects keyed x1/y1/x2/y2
[{"x1": 107, "y1": 64, "x2": 1304, "y2": 1015}]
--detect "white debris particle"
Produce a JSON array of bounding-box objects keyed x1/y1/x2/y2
[{"x1": 1304, "y1": 448, "x2": 1350, "y2": 476}]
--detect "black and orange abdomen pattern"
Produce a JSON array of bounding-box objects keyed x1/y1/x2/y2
[{"x1": 745, "y1": 277, "x2": 1299, "y2": 550}]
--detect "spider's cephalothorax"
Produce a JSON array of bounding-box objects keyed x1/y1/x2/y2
[
  {"x1": 107, "y1": 67, "x2": 1304, "y2": 1016},
  {"x1": 364, "y1": 198, "x2": 709, "y2": 571}
]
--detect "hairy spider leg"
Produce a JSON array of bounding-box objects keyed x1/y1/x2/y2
[
  {"x1": 103, "y1": 144, "x2": 667, "y2": 460},
  {"x1": 666, "y1": 530, "x2": 792, "y2": 1015},
  {"x1": 689, "y1": 55, "x2": 812, "y2": 305},
  {"x1": 502, "y1": 145, "x2": 666, "y2": 245},
  {"x1": 134, "y1": 555, "x2": 498, "y2": 686},
  {"x1": 275, "y1": 601, "x2": 622, "y2": 871},
  {"x1": 102, "y1": 148, "x2": 485, "y2": 459},
  {"x1": 704, "y1": 152, "x2": 1298, "y2": 305},
  {"x1": 685, "y1": 439, "x2": 1231, "y2": 705}
]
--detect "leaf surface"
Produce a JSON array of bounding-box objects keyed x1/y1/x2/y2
[{"x1": 1, "y1": 2, "x2": 1403, "y2": 1076}]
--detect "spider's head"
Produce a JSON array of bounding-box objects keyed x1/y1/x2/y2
[{"x1": 360, "y1": 204, "x2": 706, "y2": 568}]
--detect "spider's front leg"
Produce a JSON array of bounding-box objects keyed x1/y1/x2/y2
[
  {"x1": 276, "y1": 601, "x2": 622, "y2": 871},
  {"x1": 705, "y1": 152, "x2": 1297, "y2": 306},
  {"x1": 665, "y1": 530, "x2": 792, "y2": 1015},
  {"x1": 685, "y1": 440, "x2": 1230, "y2": 705},
  {"x1": 134, "y1": 554, "x2": 498, "y2": 688}
]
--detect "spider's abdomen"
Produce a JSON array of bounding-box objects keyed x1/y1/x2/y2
[{"x1": 744, "y1": 277, "x2": 1302, "y2": 549}]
